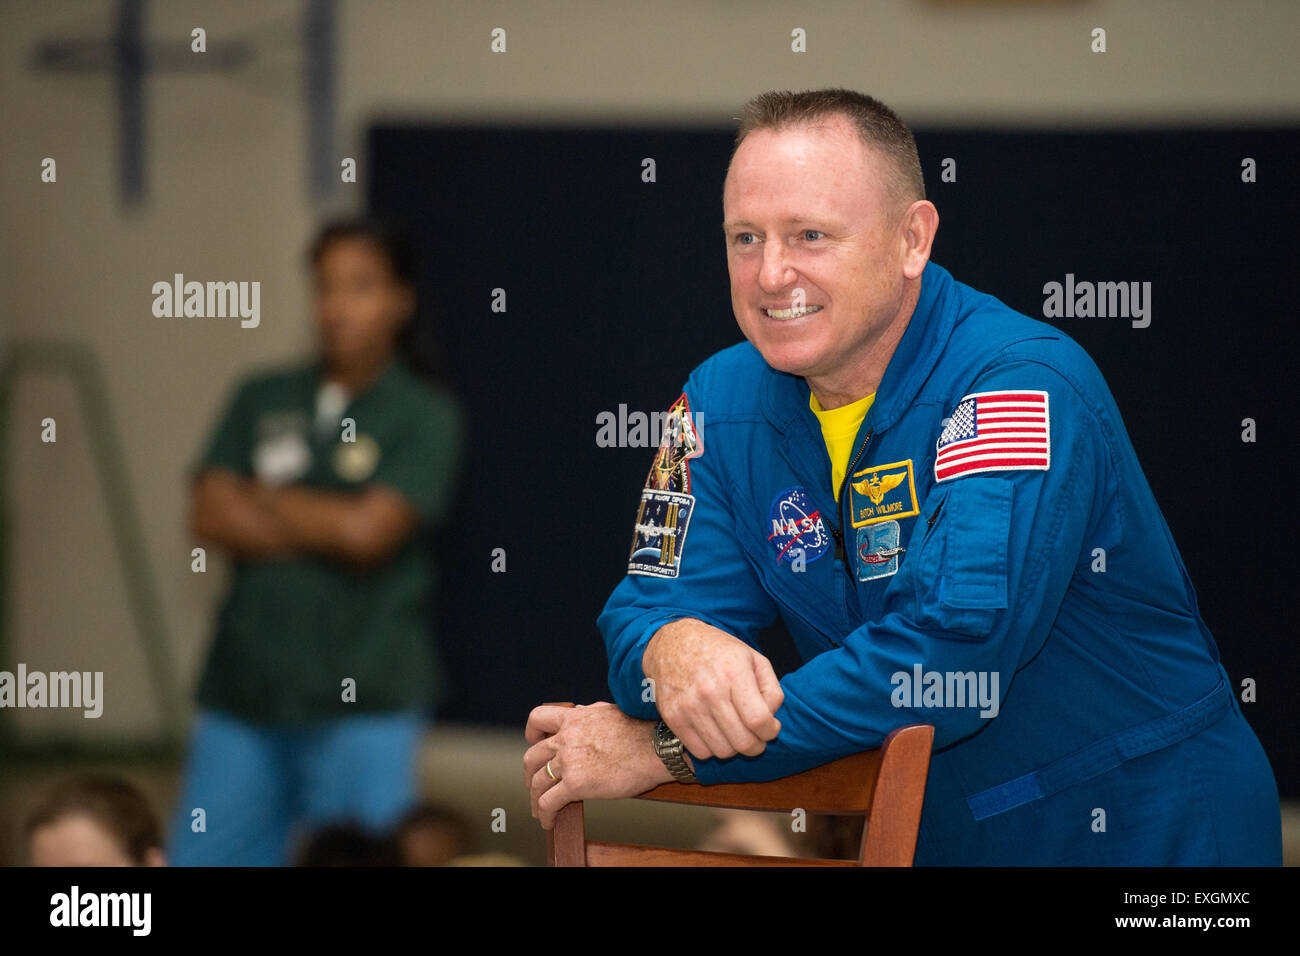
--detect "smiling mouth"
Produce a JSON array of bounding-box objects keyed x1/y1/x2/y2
[{"x1": 763, "y1": 305, "x2": 823, "y2": 320}]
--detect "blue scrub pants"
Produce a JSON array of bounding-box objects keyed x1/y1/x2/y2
[{"x1": 167, "y1": 707, "x2": 425, "y2": 866}]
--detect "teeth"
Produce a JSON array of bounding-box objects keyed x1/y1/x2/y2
[{"x1": 764, "y1": 305, "x2": 822, "y2": 319}]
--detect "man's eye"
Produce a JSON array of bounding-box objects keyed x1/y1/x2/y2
[
  {"x1": 736, "y1": 233, "x2": 757, "y2": 245},
  {"x1": 803, "y1": 230, "x2": 824, "y2": 241}
]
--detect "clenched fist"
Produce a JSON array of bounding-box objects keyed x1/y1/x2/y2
[{"x1": 641, "y1": 618, "x2": 784, "y2": 760}]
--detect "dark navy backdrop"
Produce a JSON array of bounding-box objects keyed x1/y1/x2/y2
[{"x1": 368, "y1": 124, "x2": 1298, "y2": 796}]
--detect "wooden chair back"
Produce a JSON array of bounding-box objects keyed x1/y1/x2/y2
[{"x1": 545, "y1": 711, "x2": 934, "y2": 867}]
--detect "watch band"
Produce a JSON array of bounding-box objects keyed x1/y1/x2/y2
[{"x1": 653, "y1": 720, "x2": 699, "y2": 784}]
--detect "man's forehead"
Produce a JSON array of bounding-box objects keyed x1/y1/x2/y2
[
  {"x1": 725, "y1": 127, "x2": 887, "y2": 209},
  {"x1": 722, "y1": 211, "x2": 847, "y2": 229},
  {"x1": 730, "y1": 118, "x2": 866, "y2": 168},
  {"x1": 722, "y1": 166, "x2": 878, "y2": 225}
]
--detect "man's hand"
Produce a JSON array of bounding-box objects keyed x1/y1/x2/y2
[
  {"x1": 523, "y1": 702, "x2": 673, "y2": 830},
  {"x1": 641, "y1": 618, "x2": 783, "y2": 761}
]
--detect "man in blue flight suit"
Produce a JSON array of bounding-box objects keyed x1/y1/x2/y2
[{"x1": 523, "y1": 89, "x2": 1282, "y2": 865}]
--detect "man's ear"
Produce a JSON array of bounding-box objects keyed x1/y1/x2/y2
[
  {"x1": 901, "y1": 200, "x2": 939, "y2": 280},
  {"x1": 144, "y1": 846, "x2": 167, "y2": 867}
]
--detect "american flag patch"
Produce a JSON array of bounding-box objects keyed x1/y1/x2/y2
[{"x1": 934, "y1": 390, "x2": 1050, "y2": 482}]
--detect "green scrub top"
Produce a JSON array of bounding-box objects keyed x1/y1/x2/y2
[{"x1": 192, "y1": 357, "x2": 465, "y2": 724}]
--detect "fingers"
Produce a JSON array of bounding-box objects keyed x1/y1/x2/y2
[
  {"x1": 717, "y1": 710, "x2": 766, "y2": 757},
  {"x1": 529, "y1": 763, "x2": 562, "y2": 822},
  {"x1": 685, "y1": 682, "x2": 771, "y2": 758},
  {"x1": 676, "y1": 710, "x2": 732, "y2": 761},
  {"x1": 536, "y1": 779, "x2": 574, "y2": 830},
  {"x1": 725, "y1": 686, "x2": 776, "y2": 755},
  {"x1": 681, "y1": 660, "x2": 780, "y2": 758},
  {"x1": 648, "y1": 622, "x2": 785, "y2": 761},
  {"x1": 522, "y1": 737, "x2": 558, "y2": 788},
  {"x1": 750, "y1": 653, "x2": 785, "y2": 737},
  {"x1": 665, "y1": 664, "x2": 778, "y2": 759},
  {"x1": 524, "y1": 704, "x2": 569, "y2": 744}
]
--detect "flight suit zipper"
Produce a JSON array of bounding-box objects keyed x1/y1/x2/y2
[
  {"x1": 825, "y1": 428, "x2": 874, "y2": 646},
  {"x1": 832, "y1": 429, "x2": 873, "y2": 576}
]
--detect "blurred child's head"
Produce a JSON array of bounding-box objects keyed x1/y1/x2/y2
[
  {"x1": 25, "y1": 773, "x2": 165, "y2": 867},
  {"x1": 309, "y1": 218, "x2": 417, "y2": 375},
  {"x1": 307, "y1": 216, "x2": 445, "y2": 385},
  {"x1": 293, "y1": 821, "x2": 401, "y2": 867},
  {"x1": 394, "y1": 803, "x2": 472, "y2": 866}
]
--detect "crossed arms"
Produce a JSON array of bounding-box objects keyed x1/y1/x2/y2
[{"x1": 190, "y1": 467, "x2": 419, "y2": 570}]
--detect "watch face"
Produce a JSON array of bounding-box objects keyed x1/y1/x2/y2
[{"x1": 654, "y1": 721, "x2": 675, "y2": 748}]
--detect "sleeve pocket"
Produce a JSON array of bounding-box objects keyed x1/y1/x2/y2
[{"x1": 934, "y1": 477, "x2": 1013, "y2": 637}]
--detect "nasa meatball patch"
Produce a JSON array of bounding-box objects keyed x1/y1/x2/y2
[{"x1": 767, "y1": 486, "x2": 831, "y2": 566}]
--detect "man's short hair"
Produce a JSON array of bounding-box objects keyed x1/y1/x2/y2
[
  {"x1": 732, "y1": 88, "x2": 926, "y2": 216},
  {"x1": 24, "y1": 773, "x2": 162, "y2": 864}
]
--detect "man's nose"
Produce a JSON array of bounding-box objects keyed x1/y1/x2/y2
[{"x1": 758, "y1": 240, "x2": 795, "y2": 293}]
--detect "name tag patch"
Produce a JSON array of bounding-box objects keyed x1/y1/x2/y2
[
  {"x1": 252, "y1": 413, "x2": 312, "y2": 487},
  {"x1": 628, "y1": 490, "x2": 695, "y2": 577},
  {"x1": 849, "y1": 459, "x2": 919, "y2": 529}
]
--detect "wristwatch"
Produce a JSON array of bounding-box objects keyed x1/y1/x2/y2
[{"x1": 652, "y1": 720, "x2": 699, "y2": 784}]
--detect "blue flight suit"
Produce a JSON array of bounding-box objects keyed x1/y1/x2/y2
[{"x1": 599, "y1": 260, "x2": 1282, "y2": 865}]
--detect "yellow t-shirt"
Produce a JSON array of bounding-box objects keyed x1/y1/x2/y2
[{"x1": 810, "y1": 390, "x2": 876, "y2": 501}]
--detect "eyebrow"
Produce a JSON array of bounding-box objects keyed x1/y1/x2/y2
[{"x1": 722, "y1": 216, "x2": 832, "y2": 230}]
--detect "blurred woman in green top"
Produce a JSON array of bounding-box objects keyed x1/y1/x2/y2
[{"x1": 169, "y1": 218, "x2": 464, "y2": 866}]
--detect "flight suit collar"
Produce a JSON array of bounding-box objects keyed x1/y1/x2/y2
[
  {"x1": 867, "y1": 260, "x2": 956, "y2": 432},
  {"x1": 758, "y1": 260, "x2": 956, "y2": 432},
  {"x1": 758, "y1": 260, "x2": 957, "y2": 510}
]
